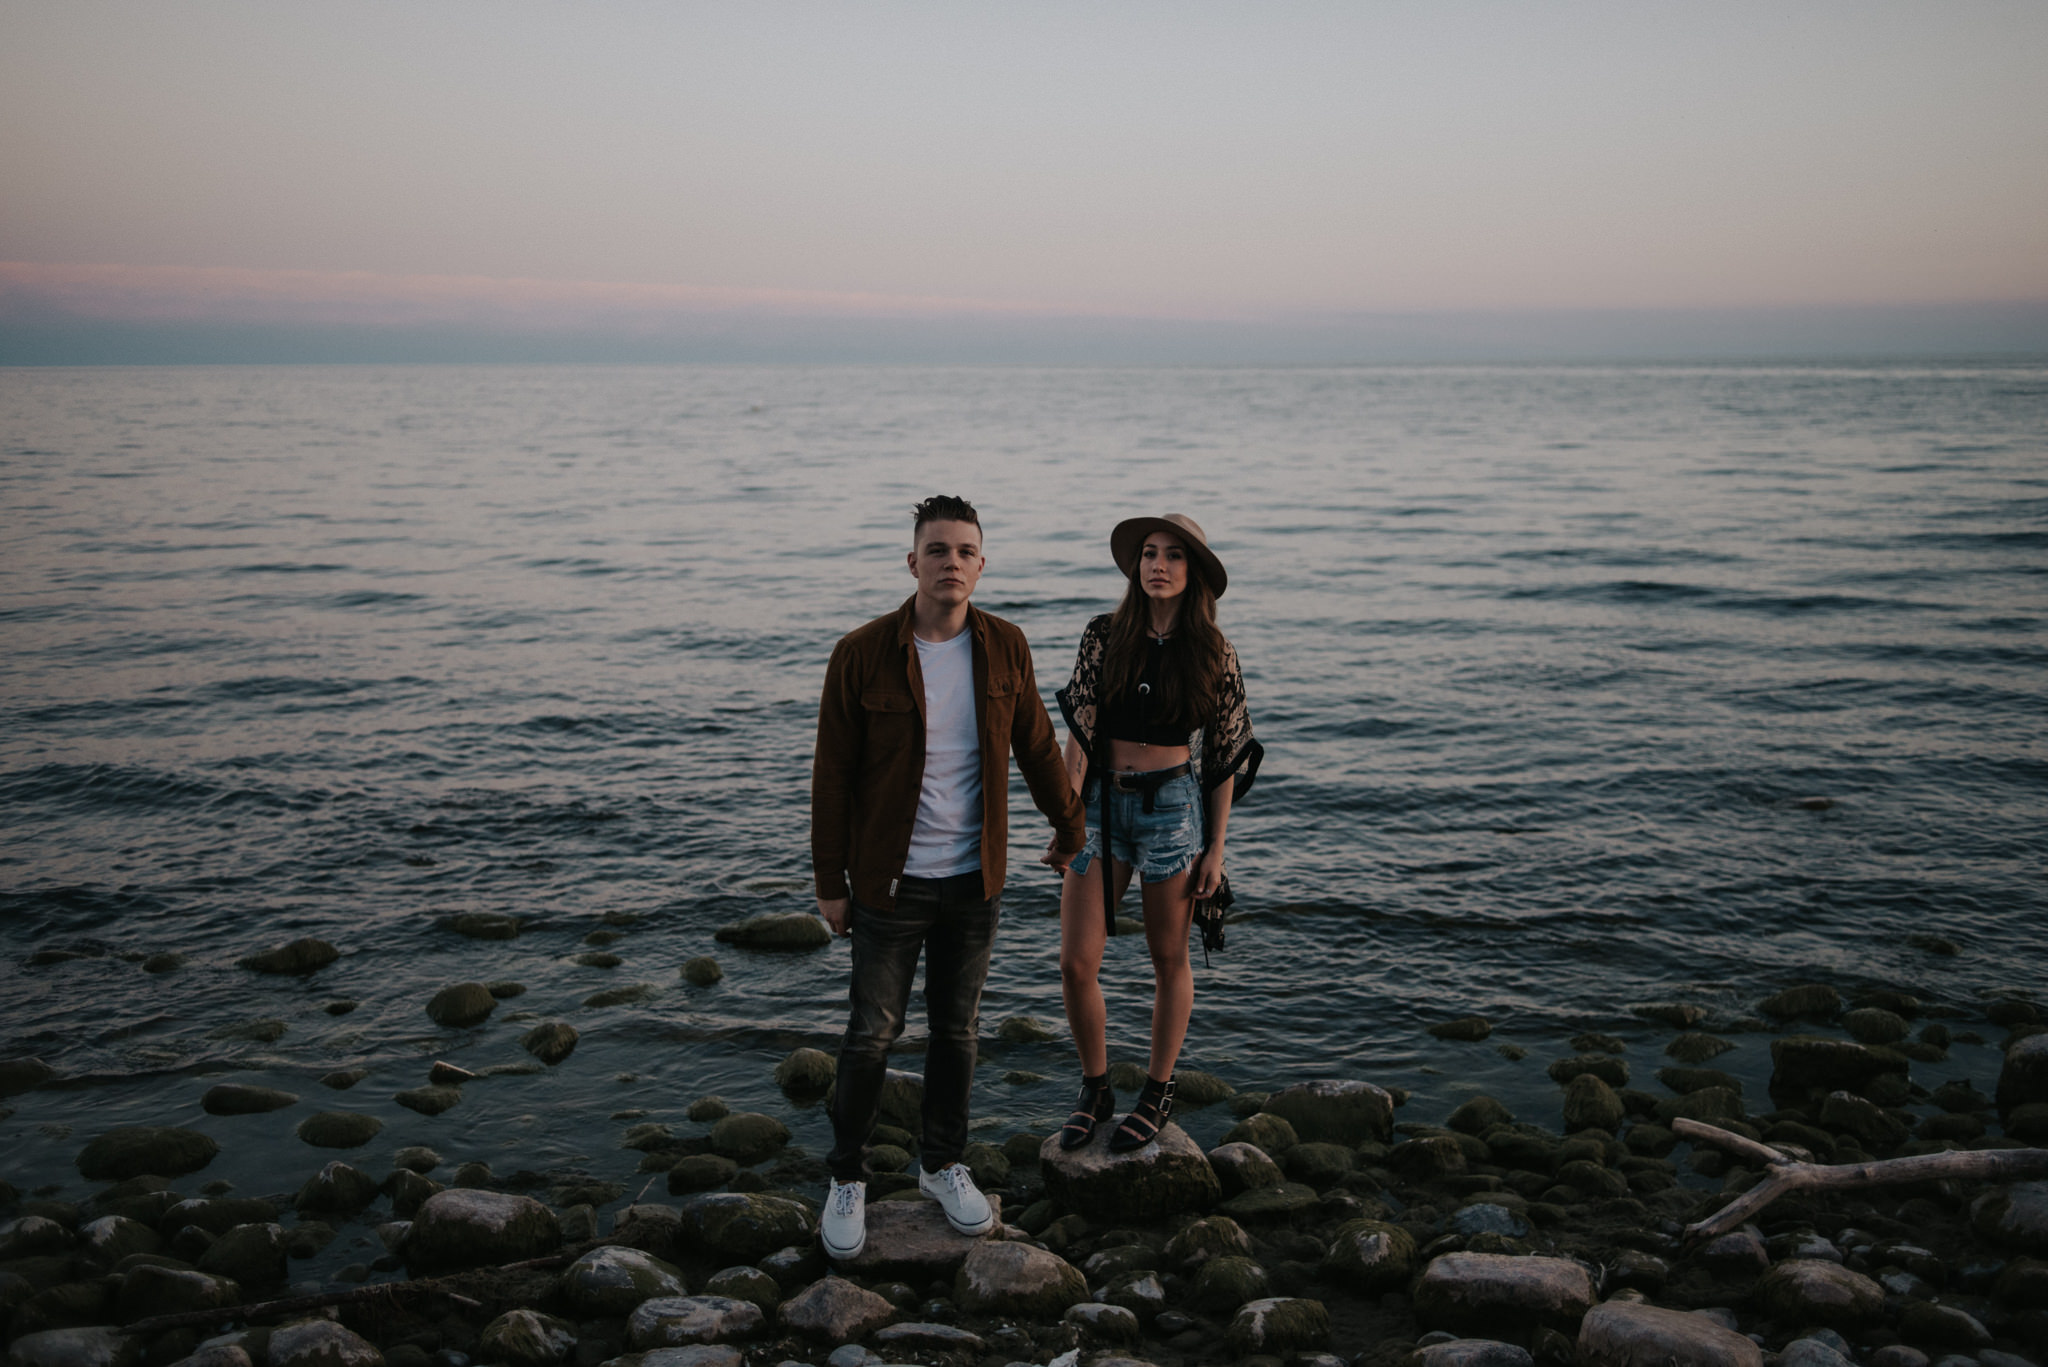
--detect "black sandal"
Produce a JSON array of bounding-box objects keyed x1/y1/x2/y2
[
  {"x1": 1110, "y1": 1073, "x2": 1176, "y2": 1152},
  {"x1": 1059, "y1": 1074, "x2": 1115, "y2": 1150}
]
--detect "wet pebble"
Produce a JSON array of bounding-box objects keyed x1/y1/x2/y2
[
  {"x1": 295, "y1": 1112, "x2": 382, "y2": 1149},
  {"x1": 712, "y1": 912, "x2": 831, "y2": 951},
  {"x1": 237, "y1": 939, "x2": 338, "y2": 975},
  {"x1": 426, "y1": 983, "x2": 496, "y2": 1027},
  {"x1": 394, "y1": 1086, "x2": 461, "y2": 1117},
  {"x1": 521, "y1": 1021, "x2": 578, "y2": 1064}
]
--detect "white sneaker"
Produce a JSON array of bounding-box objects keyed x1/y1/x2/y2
[
  {"x1": 820, "y1": 1177, "x2": 866, "y2": 1259},
  {"x1": 918, "y1": 1161, "x2": 995, "y2": 1236}
]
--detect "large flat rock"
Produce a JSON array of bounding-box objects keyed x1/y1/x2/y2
[
  {"x1": 1413, "y1": 1253, "x2": 1596, "y2": 1336},
  {"x1": 1039, "y1": 1122, "x2": 1219, "y2": 1222},
  {"x1": 831, "y1": 1193, "x2": 1000, "y2": 1277},
  {"x1": 1578, "y1": 1302, "x2": 1764, "y2": 1367}
]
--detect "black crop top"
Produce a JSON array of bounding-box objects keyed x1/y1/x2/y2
[{"x1": 1098, "y1": 638, "x2": 1188, "y2": 746}]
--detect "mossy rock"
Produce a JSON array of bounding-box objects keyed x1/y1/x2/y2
[
  {"x1": 394, "y1": 1086, "x2": 461, "y2": 1117},
  {"x1": 680, "y1": 956, "x2": 723, "y2": 986},
  {"x1": 521, "y1": 1021, "x2": 579, "y2": 1065},
  {"x1": 1191, "y1": 1254, "x2": 1270, "y2": 1308},
  {"x1": 708, "y1": 1112, "x2": 790, "y2": 1165},
  {"x1": 1218, "y1": 1181, "x2": 1319, "y2": 1222},
  {"x1": 583, "y1": 983, "x2": 657, "y2": 1008},
  {"x1": 76, "y1": 1126, "x2": 219, "y2": 1180},
  {"x1": 1163, "y1": 1214, "x2": 1253, "y2": 1269},
  {"x1": 701, "y1": 1264, "x2": 782, "y2": 1313},
  {"x1": 1226, "y1": 1296, "x2": 1330, "y2": 1354},
  {"x1": 1759, "y1": 983, "x2": 1841, "y2": 1020},
  {"x1": 1656, "y1": 1067, "x2": 1742, "y2": 1095},
  {"x1": 774, "y1": 1047, "x2": 835, "y2": 1096},
  {"x1": 1447, "y1": 1096, "x2": 1514, "y2": 1135},
  {"x1": 426, "y1": 983, "x2": 496, "y2": 1027},
  {"x1": 676, "y1": 1192, "x2": 815, "y2": 1262},
  {"x1": 1321, "y1": 1219, "x2": 1416, "y2": 1290},
  {"x1": 295, "y1": 1111, "x2": 383, "y2": 1149},
  {"x1": 996, "y1": 1015, "x2": 1057, "y2": 1043},
  {"x1": 667, "y1": 1155, "x2": 739, "y2": 1194},
  {"x1": 201, "y1": 1084, "x2": 298, "y2": 1116},
  {"x1": 712, "y1": 912, "x2": 831, "y2": 951},
  {"x1": 1430, "y1": 1016, "x2": 1492, "y2": 1041},
  {"x1": 1664, "y1": 1032, "x2": 1735, "y2": 1063},
  {"x1": 1561, "y1": 1074, "x2": 1625, "y2": 1132},
  {"x1": 1220, "y1": 1112, "x2": 1299, "y2": 1155},
  {"x1": 1260, "y1": 1079, "x2": 1395, "y2": 1145},
  {"x1": 964, "y1": 1140, "x2": 1011, "y2": 1190},
  {"x1": 1176, "y1": 1069, "x2": 1236, "y2": 1107},
  {"x1": 866, "y1": 1144, "x2": 912, "y2": 1174},
  {"x1": 1546, "y1": 1055, "x2": 1629, "y2": 1088}
]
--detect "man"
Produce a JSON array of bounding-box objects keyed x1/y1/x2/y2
[{"x1": 812, "y1": 494, "x2": 1086, "y2": 1260}]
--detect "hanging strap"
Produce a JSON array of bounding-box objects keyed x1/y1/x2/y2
[{"x1": 1097, "y1": 730, "x2": 1117, "y2": 939}]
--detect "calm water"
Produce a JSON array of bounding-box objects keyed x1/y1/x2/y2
[{"x1": 2, "y1": 364, "x2": 2044, "y2": 1247}]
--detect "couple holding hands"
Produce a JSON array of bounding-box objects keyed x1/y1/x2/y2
[{"x1": 810, "y1": 494, "x2": 1262, "y2": 1259}]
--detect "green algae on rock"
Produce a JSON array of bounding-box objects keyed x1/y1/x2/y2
[
  {"x1": 76, "y1": 1127, "x2": 219, "y2": 1181},
  {"x1": 237, "y1": 938, "x2": 338, "y2": 975}
]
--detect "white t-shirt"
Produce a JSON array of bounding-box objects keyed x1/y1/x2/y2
[{"x1": 903, "y1": 629, "x2": 983, "y2": 877}]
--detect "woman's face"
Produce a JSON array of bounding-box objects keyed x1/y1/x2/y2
[{"x1": 1138, "y1": 531, "x2": 1189, "y2": 604}]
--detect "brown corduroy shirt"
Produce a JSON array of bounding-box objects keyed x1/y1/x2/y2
[{"x1": 812, "y1": 596, "x2": 1085, "y2": 911}]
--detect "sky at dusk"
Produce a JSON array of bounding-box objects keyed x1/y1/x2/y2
[{"x1": 3, "y1": 2, "x2": 2046, "y2": 362}]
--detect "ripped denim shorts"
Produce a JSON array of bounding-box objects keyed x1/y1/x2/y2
[{"x1": 1068, "y1": 768, "x2": 1202, "y2": 883}]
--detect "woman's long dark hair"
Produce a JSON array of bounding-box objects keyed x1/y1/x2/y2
[{"x1": 1102, "y1": 557, "x2": 1226, "y2": 730}]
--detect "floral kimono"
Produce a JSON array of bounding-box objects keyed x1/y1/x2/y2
[{"x1": 1055, "y1": 612, "x2": 1263, "y2": 853}]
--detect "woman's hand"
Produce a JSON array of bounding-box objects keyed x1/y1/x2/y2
[
  {"x1": 1193, "y1": 845, "x2": 1226, "y2": 899},
  {"x1": 1040, "y1": 838, "x2": 1073, "y2": 875}
]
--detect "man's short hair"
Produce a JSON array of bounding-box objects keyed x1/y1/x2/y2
[{"x1": 911, "y1": 494, "x2": 981, "y2": 541}]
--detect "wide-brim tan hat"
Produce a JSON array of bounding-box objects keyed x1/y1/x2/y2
[{"x1": 1111, "y1": 512, "x2": 1227, "y2": 597}]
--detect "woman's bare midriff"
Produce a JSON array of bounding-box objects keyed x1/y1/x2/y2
[{"x1": 1107, "y1": 739, "x2": 1191, "y2": 772}]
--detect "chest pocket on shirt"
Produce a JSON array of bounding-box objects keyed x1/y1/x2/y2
[
  {"x1": 984, "y1": 673, "x2": 1020, "y2": 733},
  {"x1": 862, "y1": 690, "x2": 916, "y2": 713},
  {"x1": 856, "y1": 688, "x2": 913, "y2": 733}
]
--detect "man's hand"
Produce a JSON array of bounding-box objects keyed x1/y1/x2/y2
[
  {"x1": 818, "y1": 897, "x2": 852, "y2": 937},
  {"x1": 1039, "y1": 838, "x2": 1074, "y2": 876}
]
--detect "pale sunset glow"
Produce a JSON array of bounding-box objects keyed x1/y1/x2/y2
[{"x1": 3, "y1": 1, "x2": 2045, "y2": 360}]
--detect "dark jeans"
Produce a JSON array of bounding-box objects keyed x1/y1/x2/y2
[{"x1": 827, "y1": 871, "x2": 1000, "y2": 1181}]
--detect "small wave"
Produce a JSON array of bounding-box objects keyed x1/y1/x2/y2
[
  {"x1": 202, "y1": 676, "x2": 368, "y2": 702},
  {"x1": 219, "y1": 562, "x2": 352, "y2": 576},
  {"x1": 1330, "y1": 717, "x2": 1410, "y2": 739},
  {"x1": 0, "y1": 761, "x2": 219, "y2": 810},
  {"x1": 1500, "y1": 579, "x2": 1939, "y2": 616}
]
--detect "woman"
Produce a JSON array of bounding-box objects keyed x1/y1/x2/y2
[{"x1": 1048, "y1": 513, "x2": 1262, "y2": 1152}]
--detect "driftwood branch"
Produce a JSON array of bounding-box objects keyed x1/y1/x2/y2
[
  {"x1": 1675, "y1": 1118, "x2": 2048, "y2": 1244},
  {"x1": 121, "y1": 1254, "x2": 570, "y2": 1335}
]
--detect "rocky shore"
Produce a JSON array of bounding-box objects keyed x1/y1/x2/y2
[{"x1": 4, "y1": 925, "x2": 2047, "y2": 1367}]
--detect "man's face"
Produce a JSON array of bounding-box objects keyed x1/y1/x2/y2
[{"x1": 907, "y1": 519, "x2": 985, "y2": 608}]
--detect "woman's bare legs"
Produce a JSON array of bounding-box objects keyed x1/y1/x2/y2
[
  {"x1": 1139, "y1": 868, "x2": 1196, "y2": 1080},
  {"x1": 1058, "y1": 857, "x2": 1131, "y2": 1074}
]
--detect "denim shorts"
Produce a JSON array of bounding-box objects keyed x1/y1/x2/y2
[{"x1": 1069, "y1": 769, "x2": 1202, "y2": 883}]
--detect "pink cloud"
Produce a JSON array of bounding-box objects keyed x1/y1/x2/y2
[{"x1": 0, "y1": 261, "x2": 1113, "y2": 330}]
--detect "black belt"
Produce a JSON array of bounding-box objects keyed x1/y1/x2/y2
[
  {"x1": 1104, "y1": 763, "x2": 1190, "y2": 812},
  {"x1": 896, "y1": 870, "x2": 984, "y2": 895}
]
